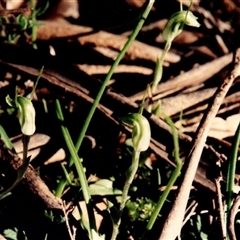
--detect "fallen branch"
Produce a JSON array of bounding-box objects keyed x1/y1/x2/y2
[
  {"x1": 77, "y1": 31, "x2": 180, "y2": 64},
  {"x1": 158, "y1": 48, "x2": 240, "y2": 240},
  {"x1": 130, "y1": 52, "x2": 232, "y2": 101},
  {"x1": 0, "y1": 140, "x2": 63, "y2": 210}
]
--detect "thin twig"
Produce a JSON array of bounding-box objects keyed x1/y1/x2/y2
[
  {"x1": 214, "y1": 177, "x2": 226, "y2": 239},
  {"x1": 158, "y1": 48, "x2": 240, "y2": 240},
  {"x1": 63, "y1": 201, "x2": 75, "y2": 240},
  {"x1": 178, "y1": 202, "x2": 199, "y2": 240},
  {"x1": 181, "y1": 200, "x2": 198, "y2": 226}
]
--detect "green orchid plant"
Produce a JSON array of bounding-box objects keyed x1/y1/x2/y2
[
  {"x1": 111, "y1": 113, "x2": 151, "y2": 240},
  {"x1": 162, "y1": 10, "x2": 200, "y2": 43},
  {"x1": 0, "y1": 94, "x2": 36, "y2": 200},
  {"x1": 0, "y1": 67, "x2": 43, "y2": 200},
  {"x1": 149, "y1": 0, "x2": 200, "y2": 112}
]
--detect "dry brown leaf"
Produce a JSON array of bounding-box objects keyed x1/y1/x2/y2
[
  {"x1": 50, "y1": 0, "x2": 79, "y2": 19},
  {"x1": 13, "y1": 133, "x2": 51, "y2": 161},
  {"x1": 131, "y1": 53, "x2": 232, "y2": 101},
  {"x1": 209, "y1": 114, "x2": 240, "y2": 139},
  {"x1": 78, "y1": 31, "x2": 180, "y2": 64},
  {"x1": 37, "y1": 19, "x2": 93, "y2": 40},
  {"x1": 72, "y1": 199, "x2": 108, "y2": 230},
  {"x1": 125, "y1": 0, "x2": 146, "y2": 8},
  {"x1": 76, "y1": 64, "x2": 153, "y2": 75},
  {"x1": 17, "y1": 148, "x2": 40, "y2": 161},
  {"x1": 156, "y1": 30, "x2": 203, "y2": 45},
  {"x1": 44, "y1": 148, "x2": 66, "y2": 165},
  {"x1": 13, "y1": 133, "x2": 50, "y2": 153},
  {"x1": 161, "y1": 87, "x2": 216, "y2": 116},
  {"x1": 192, "y1": 46, "x2": 218, "y2": 59},
  {"x1": 6, "y1": 0, "x2": 25, "y2": 9},
  {"x1": 177, "y1": 114, "x2": 240, "y2": 139}
]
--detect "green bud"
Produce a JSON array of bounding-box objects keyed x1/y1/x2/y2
[
  {"x1": 6, "y1": 95, "x2": 36, "y2": 136},
  {"x1": 163, "y1": 10, "x2": 200, "y2": 42},
  {"x1": 121, "y1": 113, "x2": 151, "y2": 152}
]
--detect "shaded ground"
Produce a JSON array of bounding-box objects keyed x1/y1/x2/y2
[{"x1": 0, "y1": 1, "x2": 240, "y2": 240}]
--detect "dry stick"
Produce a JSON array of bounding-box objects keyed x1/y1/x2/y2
[
  {"x1": 0, "y1": 140, "x2": 63, "y2": 210},
  {"x1": 181, "y1": 200, "x2": 198, "y2": 227},
  {"x1": 77, "y1": 30, "x2": 180, "y2": 64},
  {"x1": 158, "y1": 48, "x2": 240, "y2": 240},
  {"x1": 228, "y1": 195, "x2": 240, "y2": 240},
  {"x1": 214, "y1": 177, "x2": 226, "y2": 239},
  {"x1": 130, "y1": 53, "x2": 232, "y2": 102},
  {"x1": 62, "y1": 201, "x2": 75, "y2": 240}
]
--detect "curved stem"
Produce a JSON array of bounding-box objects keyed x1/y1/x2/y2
[
  {"x1": 111, "y1": 150, "x2": 141, "y2": 240},
  {"x1": 141, "y1": 116, "x2": 182, "y2": 239}
]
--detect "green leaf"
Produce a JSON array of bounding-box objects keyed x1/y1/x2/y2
[
  {"x1": 89, "y1": 179, "x2": 122, "y2": 196},
  {"x1": 35, "y1": 1, "x2": 50, "y2": 16},
  {"x1": 3, "y1": 228, "x2": 28, "y2": 240},
  {"x1": 0, "y1": 125, "x2": 15, "y2": 152},
  {"x1": 3, "y1": 229, "x2": 18, "y2": 240},
  {"x1": 16, "y1": 14, "x2": 28, "y2": 30}
]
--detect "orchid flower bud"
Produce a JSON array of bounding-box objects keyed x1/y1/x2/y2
[
  {"x1": 6, "y1": 95, "x2": 36, "y2": 136},
  {"x1": 163, "y1": 10, "x2": 200, "y2": 42},
  {"x1": 121, "y1": 113, "x2": 151, "y2": 152}
]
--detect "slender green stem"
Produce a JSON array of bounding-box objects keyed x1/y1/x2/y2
[
  {"x1": 111, "y1": 150, "x2": 141, "y2": 240},
  {"x1": 56, "y1": 0, "x2": 155, "y2": 196},
  {"x1": 151, "y1": 40, "x2": 171, "y2": 94},
  {"x1": 147, "y1": 166, "x2": 181, "y2": 229},
  {"x1": 141, "y1": 116, "x2": 182, "y2": 239},
  {"x1": 226, "y1": 122, "x2": 240, "y2": 226},
  {"x1": 120, "y1": 150, "x2": 141, "y2": 212},
  {"x1": 61, "y1": 163, "x2": 73, "y2": 184},
  {"x1": 22, "y1": 135, "x2": 30, "y2": 164},
  {"x1": 0, "y1": 134, "x2": 30, "y2": 200},
  {"x1": 29, "y1": 0, "x2": 37, "y2": 49},
  {"x1": 180, "y1": 0, "x2": 183, "y2": 11},
  {"x1": 224, "y1": 122, "x2": 240, "y2": 240},
  {"x1": 55, "y1": 178, "x2": 67, "y2": 198},
  {"x1": 55, "y1": 0, "x2": 154, "y2": 236},
  {"x1": 148, "y1": 40, "x2": 171, "y2": 112},
  {"x1": 56, "y1": 99, "x2": 91, "y2": 202},
  {"x1": 30, "y1": 66, "x2": 44, "y2": 100},
  {"x1": 148, "y1": 0, "x2": 196, "y2": 113},
  {"x1": 55, "y1": 164, "x2": 73, "y2": 197},
  {"x1": 55, "y1": 99, "x2": 96, "y2": 238},
  {"x1": 110, "y1": 3, "x2": 155, "y2": 239},
  {"x1": 70, "y1": 0, "x2": 155, "y2": 167}
]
